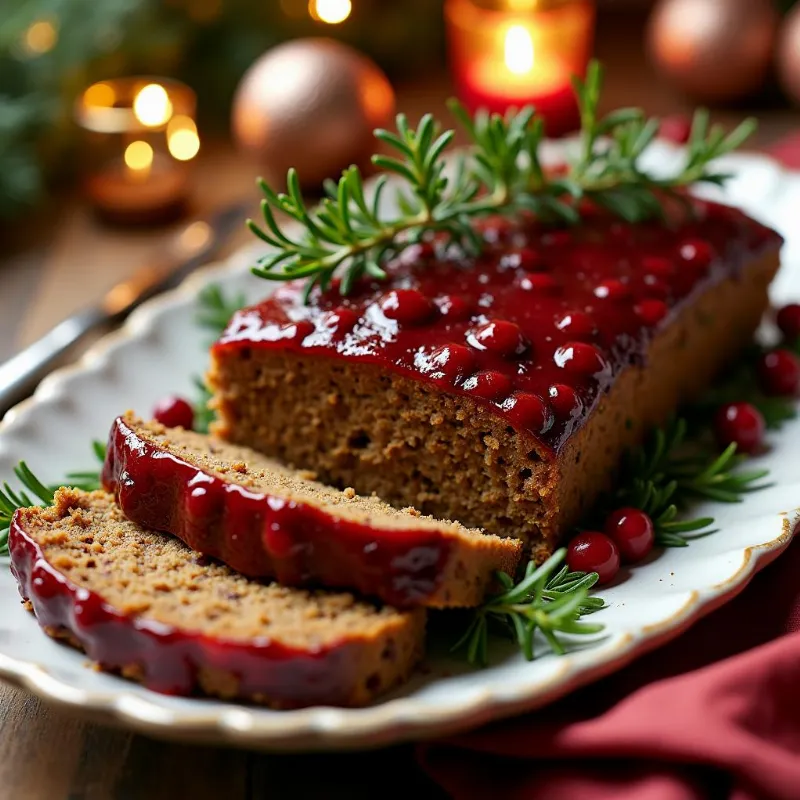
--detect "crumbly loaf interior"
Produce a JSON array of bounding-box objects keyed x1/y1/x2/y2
[
  {"x1": 24, "y1": 489, "x2": 416, "y2": 647},
  {"x1": 127, "y1": 413, "x2": 491, "y2": 538},
  {"x1": 209, "y1": 252, "x2": 779, "y2": 557}
]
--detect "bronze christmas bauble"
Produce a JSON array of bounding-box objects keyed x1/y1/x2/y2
[
  {"x1": 232, "y1": 38, "x2": 396, "y2": 188},
  {"x1": 778, "y1": 5, "x2": 800, "y2": 105},
  {"x1": 647, "y1": 0, "x2": 779, "y2": 103}
]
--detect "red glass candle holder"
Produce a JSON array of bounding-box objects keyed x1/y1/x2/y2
[{"x1": 445, "y1": 0, "x2": 595, "y2": 136}]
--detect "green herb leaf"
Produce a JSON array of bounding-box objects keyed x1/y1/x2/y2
[{"x1": 247, "y1": 58, "x2": 756, "y2": 300}]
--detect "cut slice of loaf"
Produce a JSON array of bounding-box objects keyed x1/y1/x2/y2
[
  {"x1": 10, "y1": 488, "x2": 425, "y2": 709},
  {"x1": 102, "y1": 413, "x2": 522, "y2": 608}
]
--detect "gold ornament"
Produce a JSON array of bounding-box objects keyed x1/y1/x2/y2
[
  {"x1": 778, "y1": 5, "x2": 800, "y2": 105},
  {"x1": 646, "y1": 0, "x2": 779, "y2": 103},
  {"x1": 232, "y1": 38, "x2": 396, "y2": 188}
]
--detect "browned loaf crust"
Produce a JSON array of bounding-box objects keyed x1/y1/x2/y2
[
  {"x1": 9, "y1": 489, "x2": 425, "y2": 708},
  {"x1": 102, "y1": 413, "x2": 522, "y2": 607},
  {"x1": 209, "y1": 251, "x2": 780, "y2": 561}
]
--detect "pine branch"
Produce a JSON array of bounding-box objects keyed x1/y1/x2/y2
[{"x1": 247, "y1": 59, "x2": 756, "y2": 300}]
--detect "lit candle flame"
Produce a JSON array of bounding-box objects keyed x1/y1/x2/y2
[
  {"x1": 504, "y1": 25, "x2": 535, "y2": 76},
  {"x1": 309, "y1": 0, "x2": 352, "y2": 24},
  {"x1": 124, "y1": 140, "x2": 154, "y2": 179},
  {"x1": 133, "y1": 84, "x2": 173, "y2": 127}
]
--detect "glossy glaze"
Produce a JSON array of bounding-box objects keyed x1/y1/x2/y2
[
  {"x1": 215, "y1": 202, "x2": 781, "y2": 455},
  {"x1": 101, "y1": 416, "x2": 465, "y2": 607},
  {"x1": 8, "y1": 510, "x2": 404, "y2": 707}
]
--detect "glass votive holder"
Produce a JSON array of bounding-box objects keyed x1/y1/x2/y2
[
  {"x1": 74, "y1": 77, "x2": 200, "y2": 225},
  {"x1": 445, "y1": 0, "x2": 595, "y2": 136}
]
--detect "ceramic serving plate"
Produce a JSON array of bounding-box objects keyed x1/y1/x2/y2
[{"x1": 0, "y1": 140, "x2": 799, "y2": 752}]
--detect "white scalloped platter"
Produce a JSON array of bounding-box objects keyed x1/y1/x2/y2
[{"x1": 1, "y1": 140, "x2": 799, "y2": 752}]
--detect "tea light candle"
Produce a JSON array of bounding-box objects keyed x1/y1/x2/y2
[
  {"x1": 445, "y1": 0, "x2": 595, "y2": 136},
  {"x1": 75, "y1": 77, "x2": 200, "y2": 224}
]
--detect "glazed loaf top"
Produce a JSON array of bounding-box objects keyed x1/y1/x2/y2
[{"x1": 214, "y1": 202, "x2": 782, "y2": 455}]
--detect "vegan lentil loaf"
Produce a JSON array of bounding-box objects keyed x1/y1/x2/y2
[
  {"x1": 9, "y1": 488, "x2": 425, "y2": 708},
  {"x1": 208, "y1": 202, "x2": 782, "y2": 560},
  {"x1": 102, "y1": 412, "x2": 522, "y2": 607}
]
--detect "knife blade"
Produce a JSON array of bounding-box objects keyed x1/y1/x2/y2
[{"x1": 0, "y1": 200, "x2": 249, "y2": 416}]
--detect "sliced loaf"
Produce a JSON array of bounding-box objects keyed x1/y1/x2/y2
[
  {"x1": 10, "y1": 488, "x2": 425, "y2": 708},
  {"x1": 102, "y1": 413, "x2": 522, "y2": 608}
]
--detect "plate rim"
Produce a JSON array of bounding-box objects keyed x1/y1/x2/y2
[{"x1": 0, "y1": 144, "x2": 798, "y2": 751}]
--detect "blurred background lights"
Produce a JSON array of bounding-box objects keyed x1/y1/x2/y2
[
  {"x1": 167, "y1": 115, "x2": 201, "y2": 161},
  {"x1": 22, "y1": 19, "x2": 58, "y2": 55},
  {"x1": 133, "y1": 83, "x2": 173, "y2": 127},
  {"x1": 309, "y1": 0, "x2": 352, "y2": 25},
  {"x1": 124, "y1": 140, "x2": 154, "y2": 174}
]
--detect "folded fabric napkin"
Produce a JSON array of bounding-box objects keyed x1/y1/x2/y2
[{"x1": 417, "y1": 136, "x2": 800, "y2": 800}]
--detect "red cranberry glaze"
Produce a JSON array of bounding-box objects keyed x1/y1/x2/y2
[
  {"x1": 7, "y1": 519, "x2": 386, "y2": 706},
  {"x1": 216, "y1": 202, "x2": 781, "y2": 456},
  {"x1": 466, "y1": 320, "x2": 529, "y2": 358},
  {"x1": 152, "y1": 396, "x2": 194, "y2": 430},
  {"x1": 714, "y1": 402, "x2": 765, "y2": 454},
  {"x1": 101, "y1": 416, "x2": 454, "y2": 607}
]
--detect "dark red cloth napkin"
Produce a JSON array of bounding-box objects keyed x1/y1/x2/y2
[{"x1": 417, "y1": 136, "x2": 800, "y2": 800}]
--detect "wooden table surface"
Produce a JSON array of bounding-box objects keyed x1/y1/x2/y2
[{"x1": 0, "y1": 14, "x2": 797, "y2": 799}]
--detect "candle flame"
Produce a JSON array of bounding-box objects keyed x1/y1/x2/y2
[
  {"x1": 133, "y1": 83, "x2": 173, "y2": 127},
  {"x1": 309, "y1": 0, "x2": 352, "y2": 24},
  {"x1": 124, "y1": 140, "x2": 154, "y2": 175},
  {"x1": 504, "y1": 25, "x2": 535, "y2": 76}
]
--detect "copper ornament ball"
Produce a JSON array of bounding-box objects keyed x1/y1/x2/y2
[
  {"x1": 647, "y1": 0, "x2": 779, "y2": 103},
  {"x1": 778, "y1": 4, "x2": 800, "y2": 105},
  {"x1": 232, "y1": 38, "x2": 396, "y2": 188}
]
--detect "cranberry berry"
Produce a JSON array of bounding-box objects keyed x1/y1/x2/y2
[
  {"x1": 714, "y1": 402, "x2": 765, "y2": 454},
  {"x1": 153, "y1": 395, "x2": 195, "y2": 430},
  {"x1": 605, "y1": 507, "x2": 655, "y2": 563},
  {"x1": 776, "y1": 303, "x2": 800, "y2": 343},
  {"x1": 757, "y1": 349, "x2": 800, "y2": 397},
  {"x1": 566, "y1": 531, "x2": 621, "y2": 585}
]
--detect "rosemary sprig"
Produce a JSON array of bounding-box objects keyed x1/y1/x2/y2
[
  {"x1": 452, "y1": 549, "x2": 605, "y2": 668},
  {"x1": 0, "y1": 443, "x2": 105, "y2": 555},
  {"x1": 600, "y1": 418, "x2": 770, "y2": 547},
  {"x1": 248, "y1": 59, "x2": 756, "y2": 300}
]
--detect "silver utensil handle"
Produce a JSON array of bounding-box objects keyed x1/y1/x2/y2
[{"x1": 0, "y1": 308, "x2": 106, "y2": 415}]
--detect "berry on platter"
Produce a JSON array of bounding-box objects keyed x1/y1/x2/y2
[
  {"x1": 605, "y1": 507, "x2": 656, "y2": 563},
  {"x1": 776, "y1": 303, "x2": 800, "y2": 342},
  {"x1": 757, "y1": 349, "x2": 800, "y2": 397},
  {"x1": 713, "y1": 402, "x2": 765, "y2": 454},
  {"x1": 152, "y1": 396, "x2": 195, "y2": 430},
  {"x1": 566, "y1": 531, "x2": 621, "y2": 585}
]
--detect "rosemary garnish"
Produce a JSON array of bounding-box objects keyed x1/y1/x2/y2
[
  {"x1": 453, "y1": 549, "x2": 605, "y2": 668},
  {"x1": 0, "y1": 442, "x2": 105, "y2": 556},
  {"x1": 601, "y1": 419, "x2": 771, "y2": 547},
  {"x1": 247, "y1": 59, "x2": 756, "y2": 300}
]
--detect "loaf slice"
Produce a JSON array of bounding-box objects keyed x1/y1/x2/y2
[
  {"x1": 208, "y1": 202, "x2": 783, "y2": 560},
  {"x1": 102, "y1": 413, "x2": 521, "y2": 608},
  {"x1": 10, "y1": 488, "x2": 425, "y2": 708}
]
